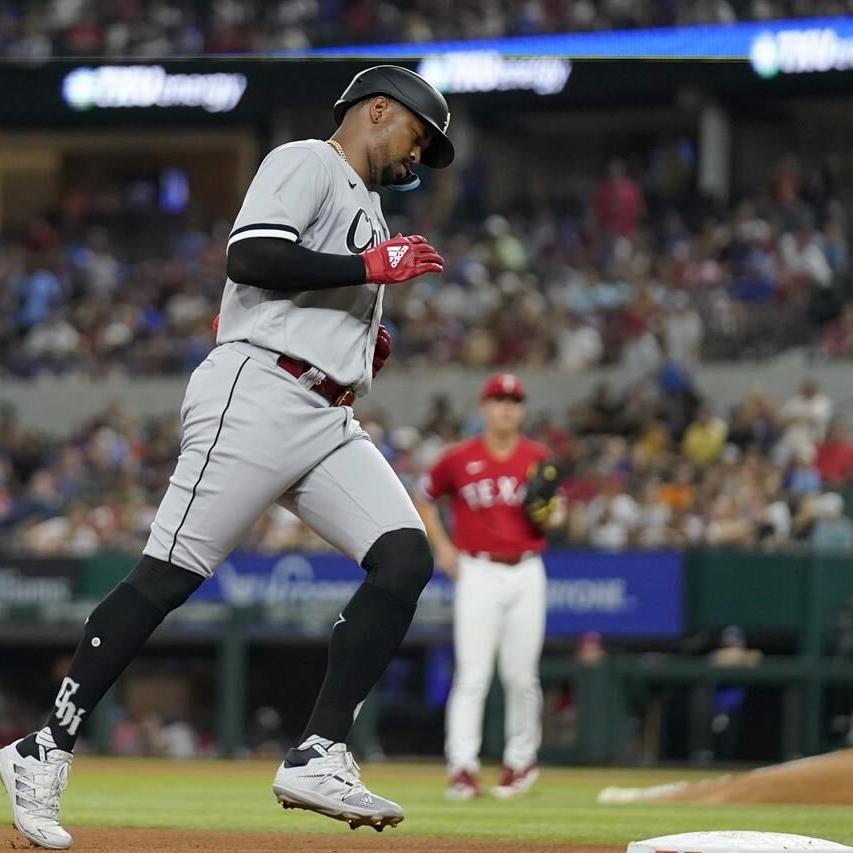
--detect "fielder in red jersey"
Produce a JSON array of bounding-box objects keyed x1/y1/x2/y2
[{"x1": 416, "y1": 373, "x2": 559, "y2": 801}]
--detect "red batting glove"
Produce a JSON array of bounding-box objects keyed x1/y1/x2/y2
[
  {"x1": 372, "y1": 324, "x2": 392, "y2": 377},
  {"x1": 362, "y1": 234, "x2": 443, "y2": 284}
]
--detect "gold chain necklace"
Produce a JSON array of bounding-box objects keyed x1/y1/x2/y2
[{"x1": 327, "y1": 139, "x2": 348, "y2": 163}]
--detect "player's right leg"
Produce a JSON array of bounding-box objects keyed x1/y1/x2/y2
[
  {"x1": 0, "y1": 554, "x2": 202, "y2": 850},
  {"x1": 444, "y1": 554, "x2": 504, "y2": 800},
  {"x1": 2, "y1": 344, "x2": 333, "y2": 849}
]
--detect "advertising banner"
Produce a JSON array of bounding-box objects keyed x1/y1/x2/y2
[
  {"x1": 191, "y1": 549, "x2": 682, "y2": 639},
  {"x1": 0, "y1": 556, "x2": 80, "y2": 606}
]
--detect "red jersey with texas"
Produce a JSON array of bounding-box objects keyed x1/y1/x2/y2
[{"x1": 420, "y1": 435, "x2": 550, "y2": 556}]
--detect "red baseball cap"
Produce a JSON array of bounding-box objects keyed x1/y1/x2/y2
[{"x1": 480, "y1": 373, "x2": 526, "y2": 402}]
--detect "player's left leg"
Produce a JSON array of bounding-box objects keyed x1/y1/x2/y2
[
  {"x1": 272, "y1": 435, "x2": 432, "y2": 830},
  {"x1": 492, "y1": 554, "x2": 546, "y2": 798},
  {"x1": 444, "y1": 553, "x2": 504, "y2": 799}
]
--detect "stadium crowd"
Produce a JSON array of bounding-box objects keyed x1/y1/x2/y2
[
  {"x1": 2, "y1": 371, "x2": 852, "y2": 557},
  {"x1": 1, "y1": 0, "x2": 851, "y2": 58},
  {"x1": 2, "y1": 151, "x2": 852, "y2": 378}
]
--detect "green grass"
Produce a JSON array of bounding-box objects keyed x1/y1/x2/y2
[{"x1": 5, "y1": 758, "x2": 853, "y2": 845}]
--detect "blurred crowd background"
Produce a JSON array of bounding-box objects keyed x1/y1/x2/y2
[
  {"x1": 3, "y1": 149, "x2": 853, "y2": 378},
  {"x1": 2, "y1": 0, "x2": 853, "y2": 58},
  {"x1": 3, "y1": 371, "x2": 852, "y2": 557}
]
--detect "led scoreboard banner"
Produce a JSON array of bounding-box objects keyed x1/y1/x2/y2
[
  {"x1": 276, "y1": 15, "x2": 853, "y2": 80},
  {"x1": 61, "y1": 65, "x2": 248, "y2": 112},
  {"x1": 0, "y1": 17, "x2": 851, "y2": 125}
]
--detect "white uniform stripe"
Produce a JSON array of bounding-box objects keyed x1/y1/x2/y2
[{"x1": 227, "y1": 228, "x2": 298, "y2": 249}]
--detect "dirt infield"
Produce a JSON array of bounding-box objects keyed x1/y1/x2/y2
[
  {"x1": 660, "y1": 748, "x2": 853, "y2": 806},
  {"x1": 0, "y1": 827, "x2": 620, "y2": 852}
]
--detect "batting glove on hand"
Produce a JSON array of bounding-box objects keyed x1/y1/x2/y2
[
  {"x1": 372, "y1": 324, "x2": 392, "y2": 377},
  {"x1": 362, "y1": 234, "x2": 443, "y2": 284}
]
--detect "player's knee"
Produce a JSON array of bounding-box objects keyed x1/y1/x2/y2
[
  {"x1": 501, "y1": 672, "x2": 539, "y2": 694},
  {"x1": 361, "y1": 528, "x2": 434, "y2": 607},
  {"x1": 453, "y1": 673, "x2": 492, "y2": 697},
  {"x1": 125, "y1": 554, "x2": 204, "y2": 615}
]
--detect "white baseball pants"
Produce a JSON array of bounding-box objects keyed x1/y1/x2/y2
[{"x1": 445, "y1": 552, "x2": 546, "y2": 774}]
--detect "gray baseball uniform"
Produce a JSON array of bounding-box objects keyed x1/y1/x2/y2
[
  {"x1": 144, "y1": 139, "x2": 424, "y2": 577},
  {"x1": 220, "y1": 139, "x2": 388, "y2": 396}
]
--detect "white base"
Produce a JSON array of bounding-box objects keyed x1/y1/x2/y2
[{"x1": 628, "y1": 831, "x2": 853, "y2": 853}]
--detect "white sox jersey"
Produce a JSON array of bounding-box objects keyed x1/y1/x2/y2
[
  {"x1": 145, "y1": 138, "x2": 424, "y2": 577},
  {"x1": 217, "y1": 139, "x2": 390, "y2": 396}
]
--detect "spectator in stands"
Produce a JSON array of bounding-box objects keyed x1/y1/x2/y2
[
  {"x1": 705, "y1": 493, "x2": 755, "y2": 547},
  {"x1": 708, "y1": 624, "x2": 762, "y2": 760},
  {"x1": 575, "y1": 631, "x2": 606, "y2": 666},
  {"x1": 12, "y1": 238, "x2": 63, "y2": 334},
  {"x1": 777, "y1": 379, "x2": 834, "y2": 462},
  {"x1": 811, "y1": 492, "x2": 853, "y2": 554},
  {"x1": 727, "y1": 390, "x2": 780, "y2": 453},
  {"x1": 572, "y1": 382, "x2": 623, "y2": 436},
  {"x1": 815, "y1": 421, "x2": 853, "y2": 488},
  {"x1": 663, "y1": 292, "x2": 703, "y2": 367},
  {"x1": 759, "y1": 497, "x2": 793, "y2": 549},
  {"x1": 772, "y1": 154, "x2": 801, "y2": 206},
  {"x1": 556, "y1": 312, "x2": 603, "y2": 371},
  {"x1": 635, "y1": 476, "x2": 674, "y2": 547},
  {"x1": 659, "y1": 461, "x2": 697, "y2": 514},
  {"x1": 783, "y1": 451, "x2": 822, "y2": 498},
  {"x1": 730, "y1": 224, "x2": 778, "y2": 304},
  {"x1": 821, "y1": 215, "x2": 849, "y2": 278},
  {"x1": 779, "y1": 216, "x2": 834, "y2": 301},
  {"x1": 586, "y1": 477, "x2": 640, "y2": 551},
  {"x1": 592, "y1": 159, "x2": 645, "y2": 238},
  {"x1": 682, "y1": 405, "x2": 728, "y2": 468},
  {"x1": 632, "y1": 418, "x2": 671, "y2": 470},
  {"x1": 822, "y1": 304, "x2": 853, "y2": 359},
  {"x1": 0, "y1": 469, "x2": 64, "y2": 532},
  {"x1": 22, "y1": 312, "x2": 83, "y2": 373}
]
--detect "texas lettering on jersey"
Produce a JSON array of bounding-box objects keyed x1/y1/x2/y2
[
  {"x1": 459, "y1": 475, "x2": 524, "y2": 510},
  {"x1": 422, "y1": 436, "x2": 549, "y2": 555}
]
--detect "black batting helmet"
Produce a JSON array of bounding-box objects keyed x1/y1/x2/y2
[{"x1": 333, "y1": 65, "x2": 454, "y2": 170}]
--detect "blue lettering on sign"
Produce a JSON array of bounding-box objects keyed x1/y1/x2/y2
[{"x1": 193, "y1": 549, "x2": 682, "y2": 638}]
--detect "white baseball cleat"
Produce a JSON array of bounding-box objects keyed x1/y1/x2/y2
[
  {"x1": 272, "y1": 737, "x2": 403, "y2": 832},
  {"x1": 491, "y1": 764, "x2": 540, "y2": 799},
  {"x1": 0, "y1": 737, "x2": 73, "y2": 849}
]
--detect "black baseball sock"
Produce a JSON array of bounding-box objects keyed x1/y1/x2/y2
[
  {"x1": 296, "y1": 582, "x2": 416, "y2": 746},
  {"x1": 294, "y1": 529, "x2": 433, "y2": 752},
  {"x1": 17, "y1": 556, "x2": 202, "y2": 757}
]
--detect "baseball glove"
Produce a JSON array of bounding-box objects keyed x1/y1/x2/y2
[{"x1": 523, "y1": 460, "x2": 562, "y2": 527}]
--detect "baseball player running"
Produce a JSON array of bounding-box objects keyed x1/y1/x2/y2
[
  {"x1": 0, "y1": 65, "x2": 453, "y2": 849},
  {"x1": 416, "y1": 374, "x2": 562, "y2": 800}
]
